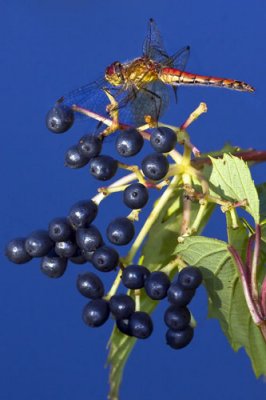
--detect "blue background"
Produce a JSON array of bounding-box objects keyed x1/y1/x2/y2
[{"x1": 1, "y1": 1, "x2": 266, "y2": 399}]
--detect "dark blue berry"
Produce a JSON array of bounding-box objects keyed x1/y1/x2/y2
[
  {"x1": 25, "y1": 230, "x2": 53, "y2": 257},
  {"x1": 150, "y1": 127, "x2": 177, "y2": 153},
  {"x1": 167, "y1": 282, "x2": 195, "y2": 307},
  {"x1": 109, "y1": 294, "x2": 135, "y2": 319},
  {"x1": 178, "y1": 267, "x2": 203, "y2": 290},
  {"x1": 55, "y1": 240, "x2": 77, "y2": 258},
  {"x1": 48, "y1": 217, "x2": 73, "y2": 242},
  {"x1": 164, "y1": 305, "x2": 191, "y2": 330},
  {"x1": 81, "y1": 249, "x2": 95, "y2": 262},
  {"x1": 46, "y1": 104, "x2": 74, "y2": 133},
  {"x1": 92, "y1": 245, "x2": 119, "y2": 272},
  {"x1": 115, "y1": 128, "x2": 144, "y2": 157},
  {"x1": 123, "y1": 183, "x2": 149, "y2": 209},
  {"x1": 76, "y1": 225, "x2": 102, "y2": 252},
  {"x1": 70, "y1": 248, "x2": 87, "y2": 264},
  {"x1": 77, "y1": 272, "x2": 104, "y2": 299},
  {"x1": 78, "y1": 135, "x2": 102, "y2": 158},
  {"x1": 144, "y1": 271, "x2": 170, "y2": 300},
  {"x1": 65, "y1": 145, "x2": 90, "y2": 169},
  {"x1": 107, "y1": 217, "x2": 135, "y2": 246},
  {"x1": 89, "y1": 155, "x2": 118, "y2": 181},
  {"x1": 116, "y1": 318, "x2": 132, "y2": 336},
  {"x1": 122, "y1": 265, "x2": 150, "y2": 289},
  {"x1": 68, "y1": 200, "x2": 98, "y2": 229},
  {"x1": 5, "y1": 238, "x2": 32, "y2": 264},
  {"x1": 129, "y1": 311, "x2": 153, "y2": 339},
  {"x1": 82, "y1": 299, "x2": 110, "y2": 327},
  {"x1": 166, "y1": 326, "x2": 194, "y2": 349},
  {"x1": 40, "y1": 253, "x2": 67, "y2": 278},
  {"x1": 141, "y1": 153, "x2": 169, "y2": 181}
]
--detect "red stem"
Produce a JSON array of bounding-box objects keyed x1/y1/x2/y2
[
  {"x1": 228, "y1": 245, "x2": 262, "y2": 325},
  {"x1": 192, "y1": 150, "x2": 266, "y2": 167}
]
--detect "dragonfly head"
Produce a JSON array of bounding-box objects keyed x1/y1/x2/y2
[{"x1": 105, "y1": 61, "x2": 125, "y2": 86}]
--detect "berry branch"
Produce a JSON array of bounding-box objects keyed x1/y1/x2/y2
[{"x1": 6, "y1": 89, "x2": 266, "y2": 400}]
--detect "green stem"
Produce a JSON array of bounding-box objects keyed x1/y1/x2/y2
[
  {"x1": 92, "y1": 172, "x2": 137, "y2": 205},
  {"x1": 105, "y1": 270, "x2": 122, "y2": 300},
  {"x1": 229, "y1": 208, "x2": 239, "y2": 229},
  {"x1": 160, "y1": 257, "x2": 185, "y2": 275},
  {"x1": 190, "y1": 200, "x2": 208, "y2": 234},
  {"x1": 125, "y1": 175, "x2": 179, "y2": 264}
]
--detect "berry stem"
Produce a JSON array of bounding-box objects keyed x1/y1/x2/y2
[
  {"x1": 134, "y1": 290, "x2": 141, "y2": 311},
  {"x1": 160, "y1": 256, "x2": 185, "y2": 275},
  {"x1": 125, "y1": 175, "x2": 180, "y2": 264},
  {"x1": 181, "y1": 102, "x2": 208, "y2": 130},
  {"x1": 251, "y1": 224, "x2": 261, "y2": 304},
  {"x1": 92, "y1": 173, "x2": 137, "y2": 204},
  {"x1": 189, "y1": 199, "x2": 208, "y2": 234},
  {"x1": 105, "y1": 270, "x2": 123, "y2": 300},
  {"x1": 228, "y1": 208, "x2": 239, "y2": 229},
  {"x1": 98, "y1": 184, "x2": 130, "y2": 195},
  {"x1": 181, "y1": 194, "x2": 192, "y2": 235},
  {"x1": 118, "y1": 162, "x2": 146, "y2": 185},
  {"x1": 190, "y1": 314, "x2": 197, "y2": 328},
  {"x1": 182, "y1": 145, "x2": 192, "y2": 167}
]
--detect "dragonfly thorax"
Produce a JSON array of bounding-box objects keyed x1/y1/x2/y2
[{"x1": 105, "y1": 58, "x2": 160, "y2": 89}]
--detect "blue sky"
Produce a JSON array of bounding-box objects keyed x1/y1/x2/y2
[{"x1": 1, "y1": 1, "x2": 266, "y2": 399}]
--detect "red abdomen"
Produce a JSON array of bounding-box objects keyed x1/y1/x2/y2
[{"x1": 159, "y1": 68, "x2": 255, "y2": 92}]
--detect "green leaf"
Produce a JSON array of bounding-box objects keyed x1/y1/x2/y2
[
  {"x1": 107, "y1": 189, "x2": 215, "y2": 400},
  {"x1": 205, "y1": 154, "x2": 260, "y2": 223},
  {"x1": 257, "y1": 183, "x2": 266, "y2": 220},
  {"x1": 174, "y1": 236, "x2": 266, "y2": 377},
  {"x1": 226, "y1": 212, "x2": 249, "y2": 258}
]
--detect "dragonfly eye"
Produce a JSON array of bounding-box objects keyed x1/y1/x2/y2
[
  {"x1": 113, "y1": 62, "x2": 123, "y2": 78},
  {"x1": 105, "y1": 62, "x2": 124, "y2": 86}
]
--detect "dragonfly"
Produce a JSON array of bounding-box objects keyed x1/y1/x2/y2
[{"x1": 58, "y1": 19, "x2": 254, "y2": 128}]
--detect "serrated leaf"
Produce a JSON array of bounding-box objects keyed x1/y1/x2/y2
[
  {"x1": 174, "y1": 236, "x2": 266, "y2": 377},
  {"x1": 107, "y1": 189, "x2": 215, "y2": 400},
  {"x1": 204, "y1": 154, "x2": 260, "y2": 223}
]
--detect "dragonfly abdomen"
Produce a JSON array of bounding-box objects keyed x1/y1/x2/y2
[{"x1": 159, "y1": 68, "x2": 255, "y2": 92}]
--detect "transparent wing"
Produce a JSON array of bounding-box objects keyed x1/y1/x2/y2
[
  {"x1": 165, "y1": 46, "x2": 190, "y2": 70},
  {"x1": 161, "y1": 46, "x2": 190, "y2": 103},
  {"x1": 142, "y1": 18, "x2": 169, "y2": 61},
  {"x1": 58, "y1": 77, "x2": 112, "y2": 120},
  {"x1": 56, "y1": 75, "x2": 155, "y2": 128},
  {"x1": 130, "y1": 81, "x2": 170, "y2": 125}
]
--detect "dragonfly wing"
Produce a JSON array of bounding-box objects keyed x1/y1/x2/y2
[
  {"x1": 142, "y1": 19, "x2": 169, "y2": 61},
  {"x1": 129, "y1": 81, "x2": 170, "y2": 126},
  {"x1": 162, "y1": 46, "x2": 190, "y2": 103},
  {"x1": 57, "y1": 77, "x2": 143, "y2": 128},
  {"x1": 166, "y1": 46, "x2": 190, "y2": 70},
  {"x1": 58, "y1": 77, "x2": 113, "y2": 120}
]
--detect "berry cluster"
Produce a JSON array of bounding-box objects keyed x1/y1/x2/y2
[
  {"x1": 5, "y1": 198, "x2": 145, "y2": 275},
  {"x1": 46, "y1": 104, "x2": 177, "y2": 183},
  {"x1": 5, "y1": 200, "x2": 99, "y2": 277},
  {"x1": 6, "y1": 102, "x2": 204, "y2": 351},
  {"x1": 165, "y1": 267, "x2": 202, "y2": 349},
  {"x1": 77, "y1": 265, "x2": 202, "y2": 345}
]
